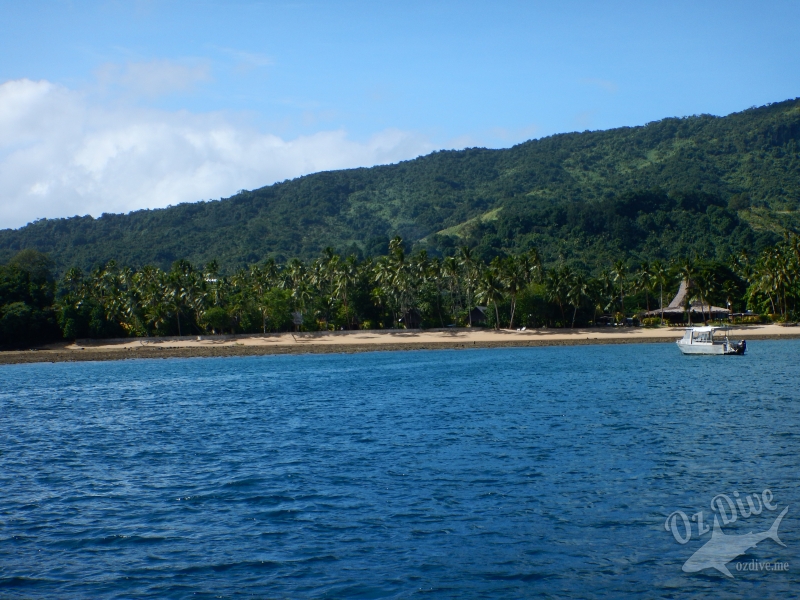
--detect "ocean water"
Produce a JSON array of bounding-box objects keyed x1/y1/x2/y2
[{"x1": 1, "y1": 341, "x2": 799, "y2": 599}]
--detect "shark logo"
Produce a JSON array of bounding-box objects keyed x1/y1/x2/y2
[{"x1": 682, "y1": 506, "x2": 788, "y2": 578}]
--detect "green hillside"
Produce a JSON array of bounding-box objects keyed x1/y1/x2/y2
[{"x1": 2, "y1": 98, "x2": 800, "y2": 273}]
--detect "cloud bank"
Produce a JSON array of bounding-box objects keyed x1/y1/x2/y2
[{"x1": 0, "y1": 78, "x2": 433, "y2": 229}]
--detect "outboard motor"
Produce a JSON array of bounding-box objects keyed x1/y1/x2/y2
[{"x1": 740, "y1": 340, "x2": 746, "y2": 355}]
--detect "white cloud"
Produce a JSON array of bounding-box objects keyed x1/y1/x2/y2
[
  {"x1": 95, "y1": 59, "x2": 212, "y2": 98},
  {"x1": 0, "y1": 78, "x2": 434, "y2": 229}
]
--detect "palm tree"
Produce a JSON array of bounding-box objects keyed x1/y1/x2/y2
[
  {"x1": 501, "y1": 255, "x2": 526, "y2": 329},
  {"x1": 385, "y1": 238, "x2": 420, "y2": 328},
  {"x1": 476, "y1": 266, "x2": 505, "y2": 329},
  {"x1": 693, "y1": 266, "x2": 717, "y2": 324},
  {"x1": 427, "y1": 257, "x2": 446, "y2": 327},
  {"x1": 523, "y1": 247, "x2": 543, "y2": 284},
  {"x1": 651, "y1": 260, "x2": 669, "y2": 325},
  {"x1": 567, "y1": 272, "x2": 589, "y2": 328},
  {"x1": 319, "y1": 249, "x2": 340, "y2": 326},
  {"x1": 250, "y1": 263, "x2": 275, "y2": 334},
  {"x1": 280, "y1": 259, "x2": 312, "y2": 328},
  {"x1": 63, "y1": 267, "x2": 83, "y2": 297},
  {"x1": 442, "y1": 256, "x2": 461, "y2": 324},
  {"x1": 404, "y1": 250, "x2": 431, "y2": 327},
  {"x1": 677, "y1": 258, "x2": 696, "y2": 325},
  {"x1": 720, "y1": 279, "x2": 739, "y2": 316},
  {"x1": 635, "y1": 261, "x2": 653, "y2": 312},
  {"x1": 373, "y1": 256, "x2": 399, "y2": 327},
  {"x1": 184, "y1": 268, "x2": 206, "y2": 333},
  {"x1": 771, "y1": 246, "x2": 792, "y2": 319},
  {"x1": 202, "y1": 260, "x2": 223, "y2": 311},
  {"x1": 597, "y1": 269, "x2": 615, "y2": 319},
  {"x1": 587, "y1": 277, "x2": 605, "y2": 326},
  {"x1": 748, "y1": 245, "x2": 793, "y2": 319},
  {"x1": 458, "y1": 246, "x2": 478, "y2": 326},
  {"x1": 225, "y1": 268, "x2": 251, "y2": 332},
  {"x1": 611, "y1": 260, "x2": 627, "y2": 317},
  {"x1": 334, "y1": 255, "x2": 359, "y2": 329},
  {"x1": 545, "y1": 267, "x2": 570, "y2": 325}
]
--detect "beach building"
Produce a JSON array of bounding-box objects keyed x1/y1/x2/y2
[
  {"x1": 644, "y1": 280, "x2": 730, "y2": 322},
  {"x1": 469, "y1": 306, "x2": 488, "y2": 326}
]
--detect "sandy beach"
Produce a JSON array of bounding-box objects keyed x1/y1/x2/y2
[{"x1": 1, "y1": 324, "x2": 799, "y2": 364}]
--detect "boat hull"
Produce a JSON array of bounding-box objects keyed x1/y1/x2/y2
[
  {"x1": 677, "y1": 342, "x2": 724, "y2": 355},
  {"x1": 676, "y1": 340, "x2": 746, "y2": 355}
]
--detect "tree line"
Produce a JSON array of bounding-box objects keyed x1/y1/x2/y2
[{"x1": 1, "y1": 235, "x2": 800, "y2": 347}]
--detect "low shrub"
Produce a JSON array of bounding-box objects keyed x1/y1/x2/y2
[{"x1": 732, "y1": 315, "x2": 766, "y2": 324}]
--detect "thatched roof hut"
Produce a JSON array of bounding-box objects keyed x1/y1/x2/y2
[
  {"x1": 469, "y1": 306, "x2": 488, "y2": 325},
  {"x1": 644, "y1": 280, "x2": 730, "y2": 322}
]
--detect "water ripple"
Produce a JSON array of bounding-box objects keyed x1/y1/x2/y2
[{"x1": 1, "y1": 342, "x2": 799, "y2": 598}]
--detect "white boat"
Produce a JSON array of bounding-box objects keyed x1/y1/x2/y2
[{"x1": 676, "y1": 326, "x2": 746, "y2": 355}]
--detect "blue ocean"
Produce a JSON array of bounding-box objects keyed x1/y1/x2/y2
[{"x1": 1, "y1": 341, "x2": 799, "y2": 598}]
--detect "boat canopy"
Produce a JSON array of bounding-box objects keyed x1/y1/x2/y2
[{"x1": 683, "y1": 326, "x2": 729, "y2": 333}]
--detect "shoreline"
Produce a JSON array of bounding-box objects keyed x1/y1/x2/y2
[{"x1": 2, "y1": 325, "x2": 799, "y2": 365}]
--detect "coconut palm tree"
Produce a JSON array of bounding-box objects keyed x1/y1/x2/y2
[
  {"x1": 587, "y1": 277, "x2": 606, "y2": 326},
  {"x1": 427, "y1": 257, "x2": 446, "y2": 327},
  {"x1": 677, "y1": 258, "x2": 696, "y2": 325},
  {"x1": 501, "y1": 255, "x2": 527, "y2": 329},
  {"x1": 567, "y1": 272, "x2": 589, "y2": 328},
  {"x1": 373, "y1": 255, "x2": 399, "y2": 327},
  {"x1": 278, "y1": 259, "x2": 311, "y2": 328},
  {"x1": 442, "y1": 256, "x2": 461, "y2": 324},
  {"x1": 611, "y1": 260, "x2": 627, "y2": 316},
  {"x1": 693, "y1": 268, "x2": 715, "y2": 324},
  {"x1": 545, "y1": 267, "x2": 570, "y2": 325},
  {"x1": 523, "y1": 247, "x2": 543, "y2": 284},
  {"x1": 250, "y1": 263, "x2": 274, "y2": 334},
  {"x1": 334, "y1": 255, "x2": 359, "y2": 329},
  {"x1": 651, "y1": 260, "x2": 669, "y2": 325},
  {"x1": 596, "y1": 269, "x2": 615, "y2": 318},
  {"x1": 771, "y1": 246, "x2": 792, "y2": 319},
  {"x1": 720, "y1": 279, "x2": 739, "y2": 315},
  {"x1": 475, "y1": 265, "x2": 505, "y2": 329},
  {"x1": 634, "y1": 261, "x2": 653, "y2": 312},
  {"x1": 458, "y1": 246, "x2": 478, "y2": 326}
]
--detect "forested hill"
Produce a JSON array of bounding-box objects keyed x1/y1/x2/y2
[{"x1": 2, "y1": 98, "x2": 800, "y2": 273}]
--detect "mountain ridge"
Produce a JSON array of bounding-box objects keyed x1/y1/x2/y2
[{"x1": 2, "y1": 98, "x2": 800, "y2": 273}]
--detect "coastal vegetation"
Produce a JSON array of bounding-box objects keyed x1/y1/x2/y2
[
  {"x1": 2, "y1": 235, "x2": 800, "y2": 347},
  {"x1": 2, "y1": 99, "x2": 800, "y2": 273},
  {"x1": 3, "y1": 98, "x2": 800, "y2": 346}
]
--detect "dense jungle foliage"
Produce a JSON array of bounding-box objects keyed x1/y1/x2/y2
[
  {"x1": 2, "y1": 235, "x2": 799, "y2": 347},
  {"x1": 1, "y1": 99, "x2": 800, "y2": 274}
]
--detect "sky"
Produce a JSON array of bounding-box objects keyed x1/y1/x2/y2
[{"x1": 1, "y1": 1, "x2": 799, "y2": 229}]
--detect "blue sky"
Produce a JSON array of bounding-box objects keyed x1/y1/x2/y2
[{"x1": 1, "y1": 0, "x2": 799, "y2": 228}]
